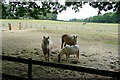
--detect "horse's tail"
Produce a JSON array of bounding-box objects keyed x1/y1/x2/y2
[{"x1": 61, "y1": 35, "x2": 64, "y2": 49}]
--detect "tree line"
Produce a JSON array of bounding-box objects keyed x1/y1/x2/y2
[
  {"x1": 1, "y1": 1, "x2": 120, "y2": 21},
  {"x1": 69, "y1": 12, "x2": 120, "y2": 23}
]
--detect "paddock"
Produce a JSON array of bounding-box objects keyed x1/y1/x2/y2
[{"x1": 1, "y1": 19, "x2": 119, "y2": 78}]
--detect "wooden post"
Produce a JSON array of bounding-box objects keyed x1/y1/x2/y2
[
  {"x1": 28, "y1": 58, "x2": 32, "y2": 80},
  {"x1": 36, "y1": 24, "x2": 37, "y2": 28},
  {"x1": 26, "y1": 24, "x2": 27, "y2": 29},
  {"x1": 31, "y1": 23, "x2": 32, "y2": 28},
  {"x1": 8, "y1": 23, "x2": 12, "y2": 30},
  {"x1": 19, "y1": 22, "x2": 21, "y2": 30}
]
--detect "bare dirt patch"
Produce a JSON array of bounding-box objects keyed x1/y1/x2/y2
[{"x1": 2, "y1": 29, "x2": 119, "y2": 79}]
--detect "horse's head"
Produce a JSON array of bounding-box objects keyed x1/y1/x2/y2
[
  {"x1": 43, "y1": 36, "x2": 50, "y2": 45},
  {"x1": 73, "y1": 35, "x2": 78, "y2": 44}
]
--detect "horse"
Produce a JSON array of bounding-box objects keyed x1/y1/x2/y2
[
  {"x1": 83, "y1": 22, "x2": 87, "y2": 25},
  {"x1": 61, "y1": 34, "x2": 78, "y2": 49},
  {"x1": 41, "y1": 36, "x2": 52, "y2": 62},
  {"x1": 58, "y1": 45, "x2": 80, "y2": 62}
]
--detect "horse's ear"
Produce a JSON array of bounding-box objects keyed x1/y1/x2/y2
[
  {"x1": 43, "y1": 36, "x2": 45, "y2": 39},
  {"x1": 47, "y1": 36, "x2": 49, "y2": 39},
  {"x1": 76, "y1": 36, "x2": 78, "y2": 38},
  {"x1": 73, "y1": 35, "x2": 75, "y2": 38},
  {"x1": 74, "y1": 35, "x2": 78, "y2": 38}
]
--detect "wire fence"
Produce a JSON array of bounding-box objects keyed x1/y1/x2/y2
[{"x1": 1, "y1": 20, "x2": 118, "y2": 35}]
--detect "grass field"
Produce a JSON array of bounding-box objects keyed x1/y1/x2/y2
[
  {"x1": 1, "y1": 19, "x2": 119, "y2": 45},
  {"x1": 1, "y1": 19, "x2": 119, "y2": 78}
]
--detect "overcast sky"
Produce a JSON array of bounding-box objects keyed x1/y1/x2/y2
[{"x1": 57, "y1": 3, "x2": 113, "y2": 21}]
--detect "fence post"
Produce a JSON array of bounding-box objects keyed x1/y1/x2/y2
[
  {"x1": 31, "y1": 23, "x2": 32, "y2": 28},
  {"x1": 19, "y1": 22, "x2": 21, "y2": 30},
  {"x1": 36, "y1": 24, "x2": 37, "y2": 28},
  {"x1": 56, "y1": 26, "x2": 57, "y2": 29},
  {"x1": 28, "y1": 58, "x2": 32, "y2": 80},
  {"x1": 26, "y1": 24, "x2": 27, "y2": 29},
  {"x1": 8, "y1": 23, "x2": 12, "y2": 30}
]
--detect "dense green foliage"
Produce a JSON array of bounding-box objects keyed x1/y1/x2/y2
[
  {"x1": 0, "y1": 2, "x2": 2, "y2": 19},
  {"x1": 2, "y1": 2, "x2": 57, "y2": 20},
  {"x1": 86, "y1": 12, "x2": 120, "y2": 23},
  {"x1": 65, "y1": 1, "x2": 120, "y2": 15},
  {"x1": 1, "y1": 1, "x2": 120, "y2": 20},
  {"x1": 69, "y1": 12, "x2": 120, "y2": 23},
  {"x1": 69, "y1": 18, "x2": 84, "y2": 22}
]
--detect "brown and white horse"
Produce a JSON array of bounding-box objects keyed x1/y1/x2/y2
[{"x1": 61, "y1": 34, "x2": 78, "y2": 48}]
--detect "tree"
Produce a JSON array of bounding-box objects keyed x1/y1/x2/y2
[
  {"x1": 84, "y1": 12, "x2": 119, "y2": 23},
  {"x1": 46, "y1": 13, "x2": 57, "y2": 20},
  {"x1": 1, "y1": 1, "x2": 58, "y2": 19},
  {"x1": 0, "y1": 1, "x2": 2, "y2": 19},
  {"x1": 1, "y1": 1, "x2": 120, "y2": 19},
  {"x1": 69, "y1": 12, "x2": 120, "y2": 23}
]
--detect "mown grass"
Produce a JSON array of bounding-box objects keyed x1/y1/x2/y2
[
  {"x1": 32, "y1": 29, "x2": 118, "y2": 45},
  {"x1": 1, "y1": 19, "x2": 119, "y2": 45}
]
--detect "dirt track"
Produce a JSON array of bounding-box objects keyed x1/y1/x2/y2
[{"x1": 2, "y1": 29, "x2": 119, "y2": 78}]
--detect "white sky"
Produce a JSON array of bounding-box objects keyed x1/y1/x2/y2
[
  {"x1": 57, "y1": 3, "x2": 113, "y2": 21},
  {"x1": 57, "y1": 4, "x2": 98, "y2": 21},
  {"x1": 57, "y1": 0, "x2": 113, "y2": 21}
]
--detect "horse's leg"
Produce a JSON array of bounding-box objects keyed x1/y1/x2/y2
[
  {"x1": 58, "y1": 53, "x2": 64, "y2": 62},
  {"x1": 58, "y1": 54, "x2": 61, "y2": 62},
  {"x1": 43, "y1": 50, "x2": 48, "y2": 61},
  {"x1": 44, "y1": 53, "x2": 47, "y2": 61},
  {"x1": 64, "y1": 43, "x2": 66, "y2": 47},
  {"x1": 47, "y1": 54, "x2": 49, "y2": 62},
  {"x1": 68, "y1": 55, "x2": 70, "y2": 62},
  {"x1": 48, "y1": 51, "x2": 50, "y2": 62},
  {"x1": 66, "y1": 54, "x2": 69, "y2": 62},
  {"x1": 76, "y1": 50, "x2": 80, "y2": 61},
  {"x1": 74, "y1": 53, "x2": 76, "y2": 58},
  {"x1": 61, "y1": 38, "x2": 64, "y2": 49}
]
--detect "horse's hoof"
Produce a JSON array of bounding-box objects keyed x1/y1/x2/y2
[
  {"x1": 48, "y1": 59, "x2": 51, "y2": 62},
  {"x1": 71, "y1": 61, "x2": 78, "y2": 64},
  {"x1": 58, "y1": 60, "x2": 60, "y2": 62}
]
